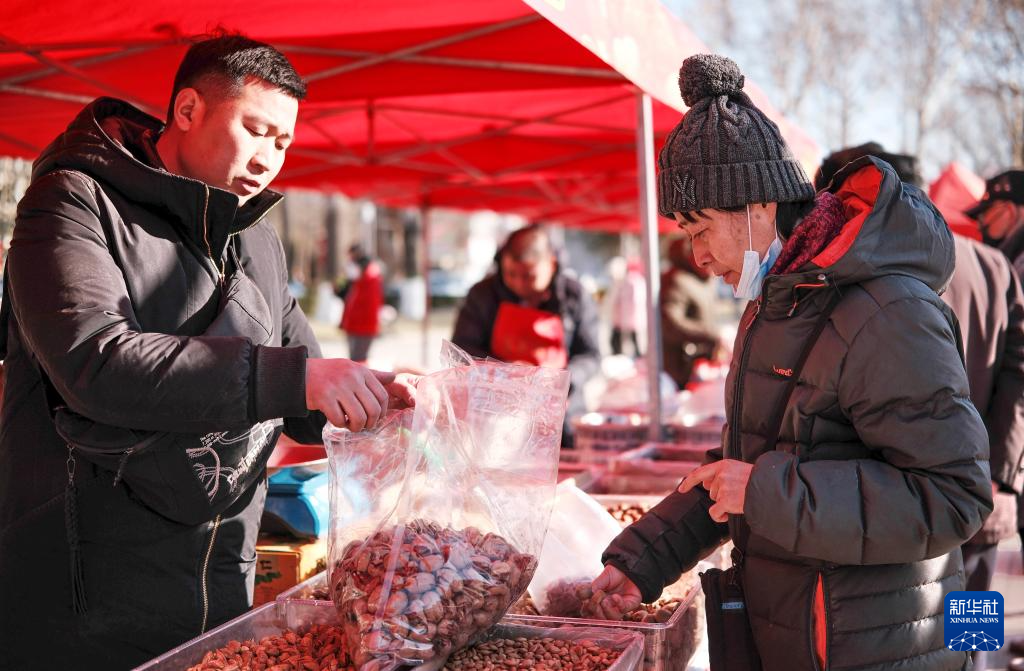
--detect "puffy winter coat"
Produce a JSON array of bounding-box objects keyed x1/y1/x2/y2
[
  {"x1": 943, "y1": 235, "x2": 1024, "y2": 545},
  {"x1": 604, "y1": 158, "x2": 992, "y2": 671},
  {"x1": 0, "y1": 98, "x2": 325, "y2": 669}
]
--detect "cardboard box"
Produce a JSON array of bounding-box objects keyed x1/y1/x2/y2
[{"x1": 253, "y1": 536, "x2": 327, "y2": 606}]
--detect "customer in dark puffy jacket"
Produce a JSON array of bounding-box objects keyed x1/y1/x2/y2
[
  {"x1": 0, "y1": 37, "x2": 412, "y2": 670},
  {"x1": 589, "y1": 55, "x2": 991, "y2": 671},
  {"x1": 825, "y1": 143, "x2": 1024, "y2": 608}
]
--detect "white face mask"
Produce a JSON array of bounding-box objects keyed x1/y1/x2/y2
[{"x1": 733, "y1": 204, "x2": 781, "y2": 300}]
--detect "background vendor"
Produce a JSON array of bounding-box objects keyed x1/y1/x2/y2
[{"x1": 452, "y1": 224, "x2": 600, "y2": 446}]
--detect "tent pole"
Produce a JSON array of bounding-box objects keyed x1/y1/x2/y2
[
  {"x1": 635, "y1": 90, "x2": 664, "y2": 442},
  {"x1": 420, "y1": 203, "x2": 431, "y2": 368}
]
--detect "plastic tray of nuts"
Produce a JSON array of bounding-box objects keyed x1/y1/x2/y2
[
  {"x1": 503, "y1": 576, "x2": 703, "y2": 671},
  {"x1": 133, "y1": 600, "x2": 340, "y2": 670},
  {"x1": 134, "y1": 600, "x2": 646, "y2": 671},
  {"x1": 449, "y1": 622, "x2": 645, "y2": 671},
  {"x1": 276, "y1": 570, "x2": 331, "y2": 605}
]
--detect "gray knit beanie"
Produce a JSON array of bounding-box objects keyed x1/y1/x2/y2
[{"x1": 657, "y1": 54, "x2": 815, "y2": 217}]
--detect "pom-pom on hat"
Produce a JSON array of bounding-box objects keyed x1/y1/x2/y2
[{"x1": 657, "y1": 54, "x2": 814, "y2": 218}]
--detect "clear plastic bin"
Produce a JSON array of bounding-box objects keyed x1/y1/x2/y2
[
  {"x1": 275, "y1": 569, "x2": 329, "y2": 605},
  {"x1": 133, "y1": 600, "x2": 338, "y2": 670},
  {"x1": 135, "y1": 601, "x2": 646, "y2": 671},
  {"x1": 503, "y1": 574, "x2": 704, "y2": 671},
  {"x1": 466, "y1": 623, "x2": 646, "y2": 671}
]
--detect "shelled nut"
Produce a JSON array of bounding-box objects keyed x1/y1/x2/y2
[{"x1": 442, "y1": 636, "x2": 622, "y2": 671}]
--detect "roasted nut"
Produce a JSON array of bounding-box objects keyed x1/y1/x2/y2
[
  {"x1": 187, "y1": 623, "x2": 349, "y2": 671},
  {"x1": 606, "y1": 502, "x2": 650, "y2": 526},
  {"x1": 442, "y1": 635, "x2": 623, "y2": 671}
]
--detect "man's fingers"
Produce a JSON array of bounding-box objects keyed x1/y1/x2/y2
[
  {"x1": 366, "y1": 372, "x2": 390, "y2": 418},
  {"x1": 372, "y1": 369, "x2": 397, "y2": 386},
  {"x1": 391, "y1": 374, "x2": 418, "y2": 406},
  {"x1": 340, "y1": 391, "x2": 368, "y2": 432},
  {"x1": 679, "y1": 462, "x2": 719, "y2": 493},
  {"x1": 708, "y1": 501, "x2": 729, "y2": 523},
  {"x1": 389, "y1": 382, "x2": 415, "y2": 407},
  {"x1": 366, "y1": 370, "x2": 390, "y2": 403},
  {"x1": 708, "y1": 479, "x2": 722, "y2": 501},
  {"x1": 592, "y1": 566, "x2": 617, "y2": 592},
  {"x1": 354, "y1": 385, "x2": 383, "y2": 429},
  {"x1": 324, "y1": 400, "x2": 348, "y2": 430}
]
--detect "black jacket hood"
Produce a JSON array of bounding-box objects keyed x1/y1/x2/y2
[{"x1": 31, "y1": 97, "x2": 282, "y2": 256}]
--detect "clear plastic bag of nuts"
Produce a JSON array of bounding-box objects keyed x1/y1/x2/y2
[{"x1": 325, "y1": 342, "x2": 571, "y2": 671}]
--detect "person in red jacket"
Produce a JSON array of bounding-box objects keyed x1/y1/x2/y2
[{"x1": 340, "y1": 244, "x2": 384, "y2": 363}]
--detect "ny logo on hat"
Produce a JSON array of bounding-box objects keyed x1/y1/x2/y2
[{"x1": 673, "y1": 172, "x2": 698, "y2": 210}]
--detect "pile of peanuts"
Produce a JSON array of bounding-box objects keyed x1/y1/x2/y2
[
  {"x1": 332, "y1": 519, "x2": 536, "y2": 670},
  {"x1": 605, "y1": 503, "x2": 648, "y2": 526},
  {"x1": 187, "y1": 625, "x2": 350, "y2": 671},
  {"x1": 443, "y1": 636, "x2": 622, "y2": 671}
]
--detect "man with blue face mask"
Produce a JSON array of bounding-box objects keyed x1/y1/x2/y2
[{"x1": 586, "y1": 54, "x2": 991, "y2": 671}]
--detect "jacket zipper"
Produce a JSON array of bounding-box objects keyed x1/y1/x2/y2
[
  {"x1": 730, "y1": 298, "x2": 762, "y2": 460},
  {"x1": 216, "y1": 196, "x2": 283, "y2": 279},
  {"x1": 727, "y1": 298, "x2": 762, "y2": 544},
  {"x1": 199, "y1": 185, "x2": 224, "y2": 284},
  {"x1": 199, "y1": 513, "x2": 222, "y2": 634},
  {"x1": 232, "y1": 196, "x2": 282, "y2": 237}
]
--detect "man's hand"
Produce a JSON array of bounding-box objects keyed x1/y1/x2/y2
[
  {"x1": 581, "y1": 564, "x2": 643, "y2": 620},
  {"x1": 678, "y1": 459, "x2": 753, "y2": 523},
  {"x1": 385, "y1": 373, "x2": 418, "y2": 410},
  {"x1": 305, "y1": 359, "x2": 392, "y2": 432}
]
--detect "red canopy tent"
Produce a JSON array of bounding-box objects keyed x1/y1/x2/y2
[
  {"x1": 929, "y1": 162, "x2": 986, "y2": 240},
  {"x1": 0, "y1": 0, "x2": 818, "y2": 232},
  {"x1": 0, "y1": 0, "x2": 819, "y2": 433}
]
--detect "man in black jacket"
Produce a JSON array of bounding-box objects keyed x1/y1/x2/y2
[
  {"x1": 0, "y1": 36, "x2": 410, "y2": 669},
  {"x1": 452, "y1": 225, "x2": 600, "y2": 446}
]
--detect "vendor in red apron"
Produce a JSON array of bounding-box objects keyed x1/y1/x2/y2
[{"x1": 452, "y1": 224, "x2": 600, "y2": 446}]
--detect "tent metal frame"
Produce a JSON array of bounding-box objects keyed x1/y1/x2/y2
[{"x1": 0, "y1": 14, "x2": 687, "y2": 437}]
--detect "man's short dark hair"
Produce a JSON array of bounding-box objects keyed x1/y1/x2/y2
[{"x1": 167, "y1": 34, "x2": 307, "y2": 122}]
